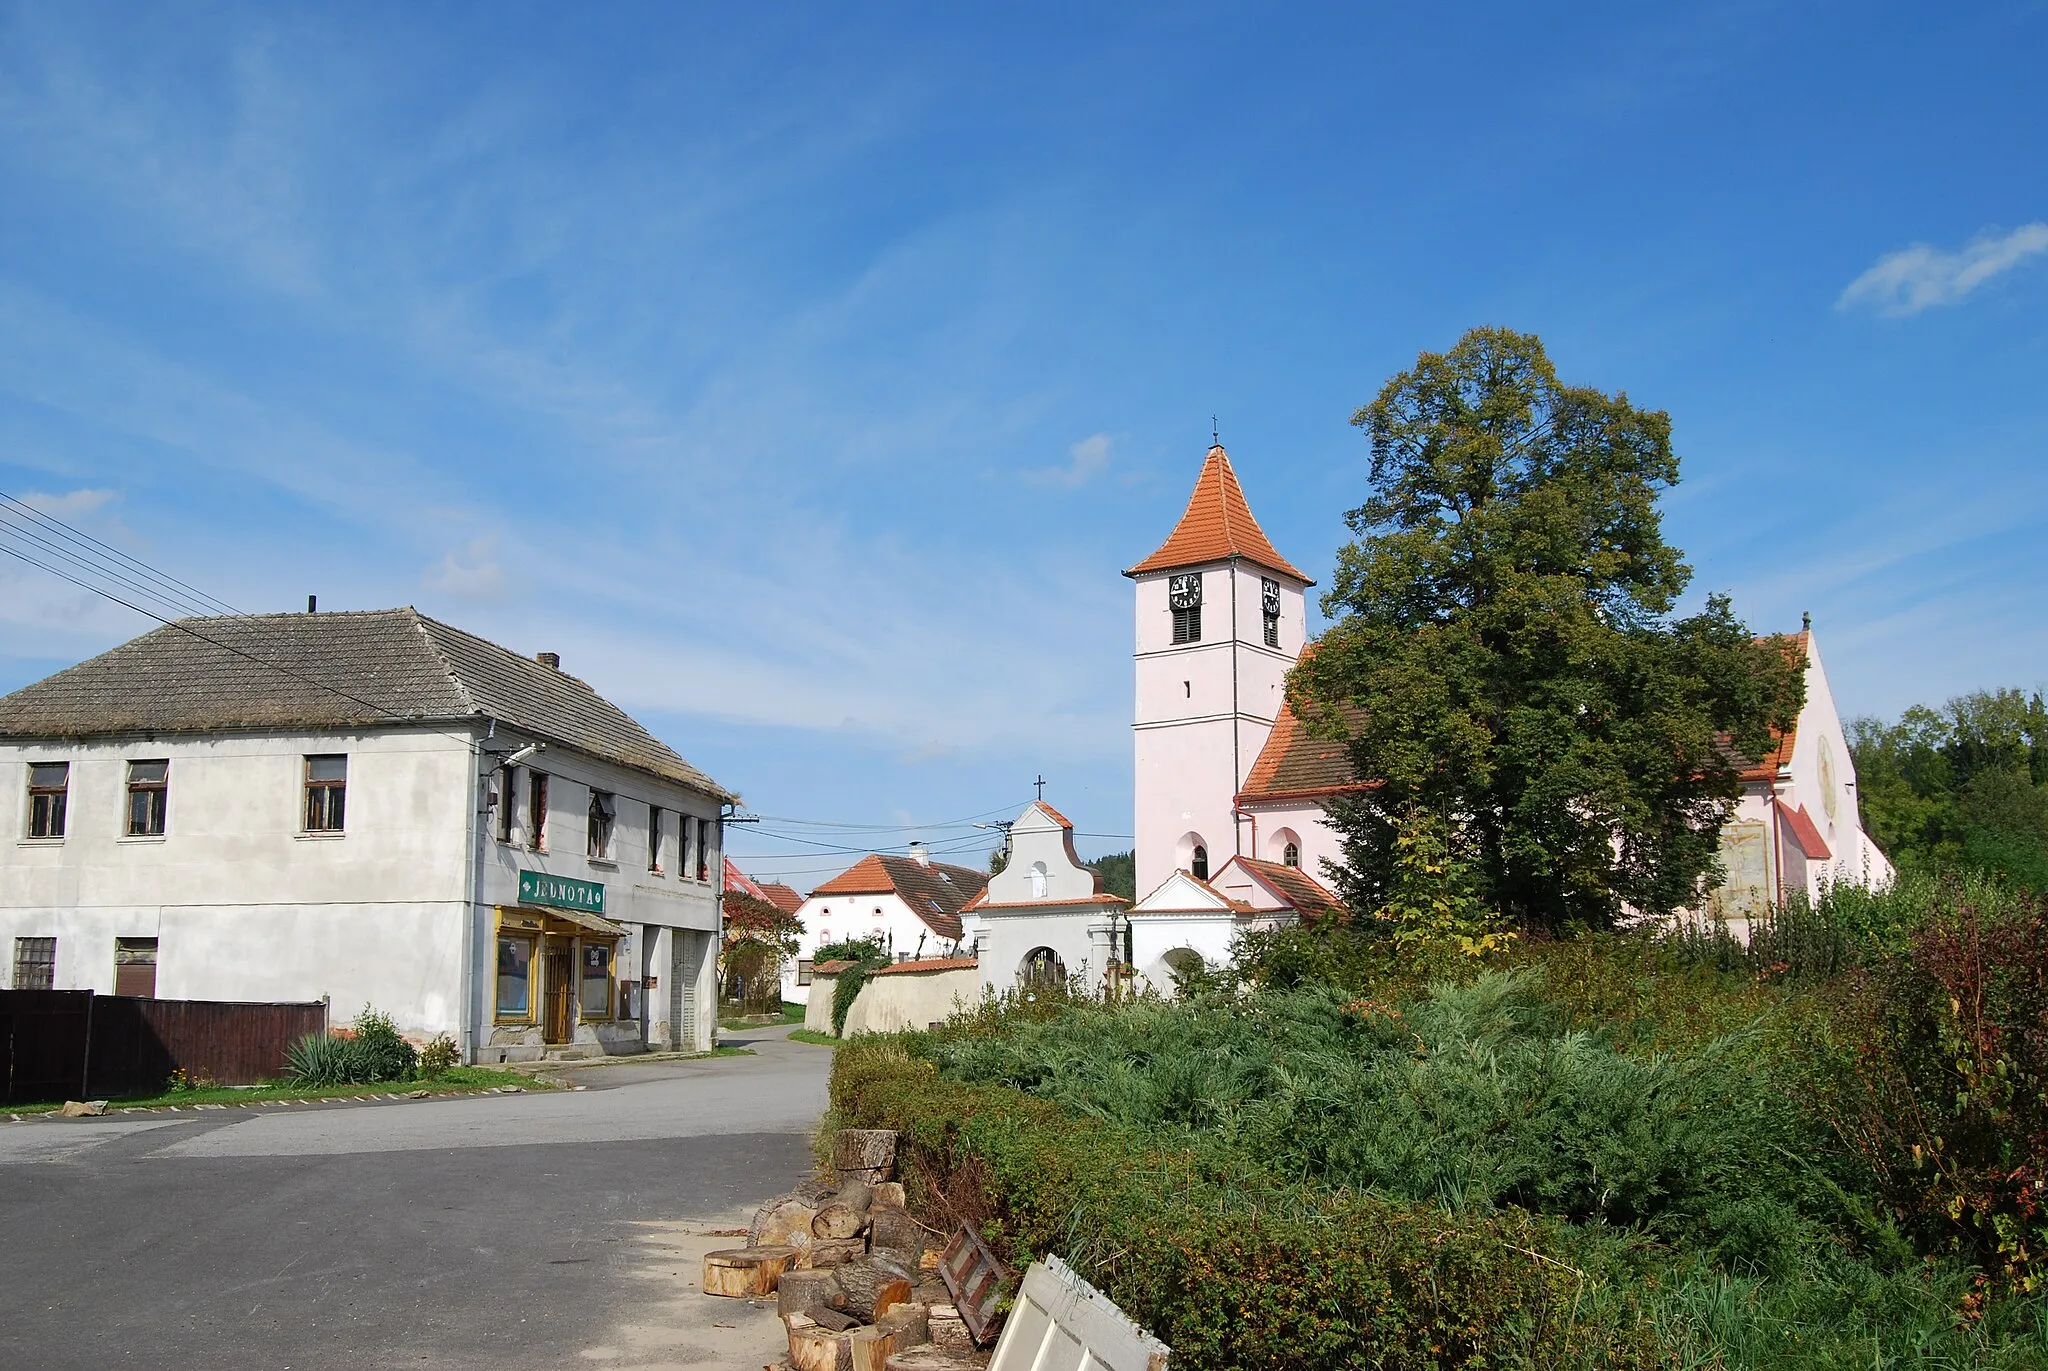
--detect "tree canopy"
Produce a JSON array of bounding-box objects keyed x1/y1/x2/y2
[{"x1": 1293, "y1": 327, "x2": 1804, "y2": 932}]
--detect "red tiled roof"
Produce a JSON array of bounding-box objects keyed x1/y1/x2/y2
[
  {"x1": 1239, "y1": 648, "x2": 1374, "y2": 804},
  {"x1": 1776, "y1": 800, "x2": 1832, "y2": 860},
  {"x1": 811, "y1": 959, "x2": 856, "y2": 976},
  {"x1": 1125, "y1": 446, "x2": 1311, "y2": 582},
  {"x1": 1027, "y1": 800, "x2": 1073, "y2": 829},
  {"x1": 1131, "y1": 870, "x2": 1256, "y2": 914},
  {"x1": 966, "y1": 893, "x2": 1131, "y2": 912},
  {"x1": 758, "y1": 883, "x2": 804, "y2": 915},
  {"x1": 1230, "y1": 856, "x2": 1342, "y2": 916},
  {"x1": 867, "y1": 956, "x2": 980, "y2": 977},
  {"x1": 808, "y1": 853, "x2": 988, "y2": 940},
  {"x1": 1736, "y1": 632, "x2": 1810, "y2": 782}
]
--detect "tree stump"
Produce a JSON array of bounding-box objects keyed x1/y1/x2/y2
[
  {"x1": 837, "y1": 1258, "x2": 913, "y2": 1321},
  {"x1": 926, "y1": 1304, "x2": 973, "y2": 1353},
  {"x1": 832, "y1": 1129, "x2": 898, "y2": 1181},
  {"x1": 701, "y1": 1244, "x2": 795, "y2": 1298},
  {"x1": 876, "y1": 1301, "x2": 932, "y2": 1348},
  {"x1": 778, "y1": 1267, "x2": 848, "y2": 1321},
  {"x1": 871, "y1": 1181, "x2": 907, "y2": 1210},
  {"x1": 808, "y1": 1237, "x2": 867, "y2": 1267},
  {"x1": 868, "y1": 1205, "x2": 925, "y2": 1266},
  {"x1": 752, "y1": 1196, "x2": 822, "y2": 1256},
  {"x1": 883, "y1": 1349, "x2": 982, "y2": 1371},
  {"x1": 832, "y1": 1177, "x2": 875, "y2": 1214},
  {"x1": 786, "y1": 1313, "x2": 855, "y2": 1371}
]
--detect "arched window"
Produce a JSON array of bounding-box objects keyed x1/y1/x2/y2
[
  {"x1": 1191, "y1": 845, "x2": 1209, "y2": 881},
  {"x1": 1283, "y1": 842, "x2": 1300, "y2": 868},
  {"x1": 1029, "y1": 861, "x2": 1048, "y2": 899},
  {"x1": 1019, "y1": 946, "x2": 1066, "y2": 988}
]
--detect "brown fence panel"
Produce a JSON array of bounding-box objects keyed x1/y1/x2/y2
[
  {"x1": 90, "y1": 998, "x2": 329, "y2": 1094},
  {"x1": 0, "y1": 991, "x2": 93, "y2": 1105}
]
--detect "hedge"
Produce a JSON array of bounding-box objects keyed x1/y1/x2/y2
[{"x1": 829, "y1": 1037, "x2": 1662, "y2": 1370}]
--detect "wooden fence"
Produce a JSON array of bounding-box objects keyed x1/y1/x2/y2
[{"x1": 0, "y1": 991, "x2": 328, "y2": 1104}]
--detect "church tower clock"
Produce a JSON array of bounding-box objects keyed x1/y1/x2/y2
[{"x1": 1126, "y1": 445, "x2": 1311, "y2": 898}]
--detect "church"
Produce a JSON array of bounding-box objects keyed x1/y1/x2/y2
[{"x1": 1123, "y1": 444, "x2": 1894, "y2": 960}]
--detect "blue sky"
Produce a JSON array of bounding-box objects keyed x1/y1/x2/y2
[{"x1": 1, "y1": 3, "x2": 2043, "y2": 888}]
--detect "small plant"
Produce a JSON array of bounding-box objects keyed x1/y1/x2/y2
[
  {"x1": 164, "y1": 1066, "x2": 217, "y2": 1093},
  {"x1": 283, "y1": 1005, "x2": 420, "y2": 1086},
  {"x1": 284, "y1": 1031, "x2": 356, "y2": 1086},
  {"x1": 347, "y1": 1005, "x2": 419, "y2": 1082},
  {"x1": 417, "y1": 1033, "x2": 459, "y2": 1079}
]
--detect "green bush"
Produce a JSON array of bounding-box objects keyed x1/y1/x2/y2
[
  {"x1": 283, "y1": 1005, "x2": 419, "y2": 1086},
  {"x1": 417, "y1": 1033, "x2": 459, "y2": 1078}
]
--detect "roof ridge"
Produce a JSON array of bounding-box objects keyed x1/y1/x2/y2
[{"x1": 408, "y1": 609, "x2": 481, "y2": 717}]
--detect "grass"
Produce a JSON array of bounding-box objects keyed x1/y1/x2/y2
[
  {"x1": 5, "y1": 1065, "x2": 542, "y2": 1115},
  {"x1": 786, "y1": 1028, "x2": 841, "y2": 1047},
  {"x1": 719, "y1": 1001, "x2": 805, "y2": 1029}
]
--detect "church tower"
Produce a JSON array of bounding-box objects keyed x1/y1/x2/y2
[{"x1": 1126, "y1": 445, "x2": 1312, "y2": 898}]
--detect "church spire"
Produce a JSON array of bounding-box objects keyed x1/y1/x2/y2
[{"x1": 1123, "y1": 445, "x2": 1310, "y2": 583}]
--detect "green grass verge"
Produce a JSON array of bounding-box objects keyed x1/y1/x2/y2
[
  {"x1": 719, "y1": 1001, "x2": 806, "y2": 1029},
  {"x1": 6, "y1": 1065, "x2": 544, "y2": 1115},
  {"x1": 786, "y1": 1028, "x2": 841, "y2": 1047}
]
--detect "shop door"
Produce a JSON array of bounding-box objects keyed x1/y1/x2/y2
[{"x1": 544, "y1": 942, "x2": 574, "y2": 1043}]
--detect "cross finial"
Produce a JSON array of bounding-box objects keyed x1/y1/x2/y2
[
  {"x1": 1211, "y1": 415, "x2": 1219, "y2": 446},
  {"x1": 1034, "y1": 774, "x2": 1047, "y2": 801}
]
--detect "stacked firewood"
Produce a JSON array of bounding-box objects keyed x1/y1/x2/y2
[{"x1": 702, "y1": 1129, "x2": 984, "y2": 1371}]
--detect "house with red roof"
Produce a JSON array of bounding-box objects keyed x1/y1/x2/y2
[{"x1": 777, "y1": 844, "x2": 986, "y2": 1005}]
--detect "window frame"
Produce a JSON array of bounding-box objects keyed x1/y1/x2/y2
[
  {"x1": 527, "y1": 772, "x2": 549, "y2": 850},
  {"x1": 586, "y1": 788, "x2": 616, "y2": 861},
  {"x1": 796, "y1": 958, "x2": 815, "y2": 987},
  {"x1": 647, "y1": 805, "x2": 664, "y2": 873},
  {"x1": 26, "y1": 761, "x2": 68, "y2": 840},
  {"x1": 496, "y1": 765, "x2": 517, "y2": 843},
  {"x1": 1171, "y1": 605, "x2": 1202, "y2": 644},
  {"x1": 494, "y1": 932, "x2": 538, "y2": 1022},
  {"x1": 303, "y1": 754, "x2": 348, "y2": 833},
  {"x1": 13, "y1": 936, "x2": 56, "y2": 990},
  {"x1": 695, "y1": 817, "x2": 711, "y2": 881},
  {"x1": 125, "y1": 759, "x2": 169, "y2": 837},
  {"x1": 578, "y1": 939, "x2": 614, "y2": 1019},
  {"x1": 1283, "y1": 841, "x2": 1301, "y2": 868},
  {"x1": 1191, "y1": 844, "x2": 1210, "y2": 881}
]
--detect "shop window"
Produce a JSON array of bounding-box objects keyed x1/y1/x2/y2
[
  {"x1": 495, "y1": 935, "x2": 535, "y2": 1019},
  {"x1": 587, "y1": 789, "x2": 616, "y2": 860},
  {"x1": 528, "y1": 772, "x2": 549, "y2": 850},
  {"x1": 115, "y1": 937, "x2": 158, "y2": 998},
  {"x1": 648, "y1": 806, "x2": 664, "y2": 872},
  {"x1": 27, "y1": 762, "x2": 67, "y2": 839},
  {"x1": 126, "y1": 760, "x2": 168, "y2": 836},
  {"x1": 304, "y1": 754, "x2": 347, "y2": 832},
  {"x1": 580, "y1": 942, "x2": 613, "y2": 1018},
  {"x1": 13, "y1": 937, "x2": 55, "y2": 990}
]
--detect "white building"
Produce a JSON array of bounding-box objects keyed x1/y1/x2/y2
[
  {"x1": 964, "y1": 800, "x2": 1130, "y2": 994},
  {"x1": 0, "y1": 607, "x2": 733, "y2": 1062},
  {"x1": 780, "y1": 846, "x2": 985, "y2": 1006},
  {"x1": 1124, "y1": 854, "x2": 1338, "y2": 989},
  {"x1": 1132, "y1": 446, "x2": 1893, "y2": 947}
]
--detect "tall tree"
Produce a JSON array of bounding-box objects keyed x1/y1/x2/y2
[{"x1": 1294, "y1": 327, "x2": 1804, "y2": 932}]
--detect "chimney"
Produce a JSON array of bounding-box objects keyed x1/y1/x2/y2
[
  {"x1": 908, "y1": 841, "x2": 931, "y2": 867},
  {"x1": 536, "y1": 652, "x2": 560, "y2": 671},
  {"x1": 307, "y1": 595, "x2": 317, "y2": 613}
]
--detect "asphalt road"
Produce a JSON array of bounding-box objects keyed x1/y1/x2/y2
[{"x1": 0, "y1": 1025, "x2": 832, "y2": 1371}]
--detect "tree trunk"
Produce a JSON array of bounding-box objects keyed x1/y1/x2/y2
[
  {"x1": 832, "y1": 1129, "x2": 898, "y2": 1179},
  {"x1": 812, "y1": 1202, "x2": 872, "y2": 1240},
  {"x1": 701, "y1": 1245, "x2": 794, "y2": 1298},
  {"x1": 832, "y1": 1177, "x2": 875, "y2": 1214},
  {"x1": 868, "y1": 1206, "x2": 925, "y2": 1267},
  {"x1": 786, "y1": 1314, "x2": 855, "y2": 1371},
  {"x1": 752, "y1": 1198, "x2": 821, "y2": 1257},
  {"x1": 836, "y1": 1258, "x2": 914, "y2": 1321},
  {"x1": 870, "y1": 1181, "x2": 907, "y2": 1210},
  {"x1": 778, "y1": 1268, "x2": 848, "y2": 1321},
  {"x1": 876, "y1": 1301, "x2": 931, "y2": 1348},
  {"x1": 807, "y1": 1236, "x2": 867, "y2": 1267},
  {"x1": 882, "y1": 1349, "x2": 982, "y2": 1371}
]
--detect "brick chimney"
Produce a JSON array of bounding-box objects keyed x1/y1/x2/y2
[{"x1": 536, "y1": 652, "x2": 560, "y2": 670}]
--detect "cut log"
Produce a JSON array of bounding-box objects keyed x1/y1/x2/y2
[
  {"x1": 876, "y1": 1301, "x2": 931, "y2": 1348},
  {"x1": 786, "y1": 1314, "x2": 855, "y2": 1371},
  {"x1": 883, "y1": 1349, "x2": 982, "y2": 1371},
  {"x1": 812, "y1": 1201, "x2": 872, "y2": 1240},
  {"x1": 832, "y1": 1129, "x2": 898, "y2": 1178},
  {"x1": 868, "y1": 1206, "x2": 925, "y2": 1266},
  {"x1": 752, "y1": 1197, "x2": 822, "y2": 1255},
  {"x1": 811, "y1": 1308, "x2": 860, "y2": 1333},
  {"x1": 701, "y1": 1244, "x2": 795, "y2": 1298},
  {"x1": 778, "y1": 1267, "x2": 847, "y2": 1321},
  {"x1": 838, "y1": 1258, "x2": 914, "y2": 1321},
  {"x1": 808, "y1": 1237, "x2": 867, "y2": 1268},
  {"x1": 851, "y1": 1324, "x2": 912, "y2": 1371},
  {"x1": 871, "y1": 1181, "x2": 907, "y2": 1210},
  {"x1": 832, "y1": 1177, "x2": 875, "y2": 1214},
  {"x1": 926, "y1": 1308, "x2": 973, "y2": 1353}
]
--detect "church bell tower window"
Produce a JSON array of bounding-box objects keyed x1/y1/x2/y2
[
  {"x1": 1169, "y1": 573, "x2": 1203, "y2": 644},
  {"x1": 1261, "y1": 577, "x2": 1281, "y2": 649},
  {"x1": 1191, "y1": 845, "x2": 1209, "y2": 880}
]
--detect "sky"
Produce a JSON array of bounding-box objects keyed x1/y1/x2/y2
[{"x1": 1, "y1": 3, "x2": 2044, "y2": 889}]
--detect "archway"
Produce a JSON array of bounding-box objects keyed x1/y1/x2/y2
[
  {"x1": 1018, "y1": 946, "x2": 1066, "y2": 988},
  {"x1": 1175, "y1": 831, "x2": 1210, "y2": 881}
]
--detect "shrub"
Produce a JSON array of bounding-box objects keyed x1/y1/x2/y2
[
  {"x1": 283, "y1": 1006, "x2": 419, "y2": 1086},
  {"x1": 284, "y1": 1031, "x2": 357, "y2": 1086},
  {"x1": 417, "y1": 1033, "x2": 459, "y2": 1078}
]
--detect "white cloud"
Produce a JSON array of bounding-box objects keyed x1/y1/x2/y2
[
  {"x1": 1027, "y1": 433, "x2": 1113, "y2": 487},
  {"x1": 19, "y1": 488, "x2": 117, "y2": 518},
  {"x1": 423, "y1": 537, "x2": 504, "y2": 598},
  {"x1": 1838, "y1": 222, "x2": 2048, "y2": 317}
]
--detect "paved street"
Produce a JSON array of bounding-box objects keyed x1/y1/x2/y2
[{"x1": 0, "y1": 1025, "x2": 832, "y2": 1371}]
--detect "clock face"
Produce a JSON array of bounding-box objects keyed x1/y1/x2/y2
[
  {"x1": 1261, "y1": 577, "x2": 1281, "y2": 616},
  {"x1": 1169, "y1": 574, "x2": 1203, "y2": 610}
]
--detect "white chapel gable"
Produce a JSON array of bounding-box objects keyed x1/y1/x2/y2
[
  {"x1": 1131, "y1": 868, "x2": 1240, "y2": 915},
  {"x1": 984, "y1": 801, "x2": 1099, "y2": 904}
]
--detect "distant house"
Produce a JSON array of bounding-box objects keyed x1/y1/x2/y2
[
  {"x1": 757, "y1": 882, "x2": 803, "y2": 916},
  {"x1": 780, "y1": 845, "x2": 985, "y2": 1005},
  {"x1": 0, "y1": 608, "x2": 734, "y2": 1061}
]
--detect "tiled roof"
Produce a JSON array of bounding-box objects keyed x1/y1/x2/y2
[
  {"x1": 758, "y1": 883, "x2": 804, "y2": 915},
  {"x1": 1776, "y1": 800, "x2": 1832, "y2": 860},
  {"x1": 809, "y1": 853, "x2": 989, "y2": 941},
  {"x1": 1026, "y1": 799, "x2": 1073, "y2": 829},
  {"x1": 1239, "y1": 649, "x2": 1373, "y2": 803},
  {"x1": 1125, "y1": 446, "x2": 1311, "y2": 582},
  {"x1": 0, "y1": 608, "x2": 733, "y2": 798},
  {"x1": 868, "y1": 956, "x2": 980, "y2": 977},
  {"x1": 1735, "y1": 632, "x2": 1809, "y2": 782},
  {"x1": 1130, "y1": 871, "x2": 1256, "y2": 915},
  {"x1": 1232, "y1": 857, "x2": 1342, "y2": 916},
  {"x1": 964, "y1": 893, "x2": 1130, "y2": 911},
  {"x1": 811, "y1": 959, "x2": 856, "y2": 976}
]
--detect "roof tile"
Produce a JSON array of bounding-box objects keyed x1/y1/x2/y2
[{"x1": 1125, "y1": 446, "x2": 1310, "y2": 582}]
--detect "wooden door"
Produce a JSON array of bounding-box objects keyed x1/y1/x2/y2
[{"x1": 544, "y1": 944, "x2": 573, "y2": 1043}]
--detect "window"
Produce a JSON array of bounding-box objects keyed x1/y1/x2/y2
[
  {"x1": 696, "y1": 817, "x2": 711, "y2": 881},
  {"x1": 1169, "y1": 573, "x2": 1203, "y2": 644},
  {"x1": 797, "y1": 958, "x2": 815, "y2": 987},
  {"x1": 126, "y1": 760, "x2": 168, "y2": 836},
  {"x1": 648, "y1": 806, "x2": 664, "y2": 872},
  {"x1": 587, "y1": 789, "x2": 616, "y2": 860},
  {"x1": 528, "y1": 772, "x2": 549, "y2": 849},
  {"x1": 27, "y1": 762, "x2": 67, "y2": 839},
  {"x1": 678, "y1": 815, "x2": 694, "y2": 879},
  {"x1": 495, "y1": 935, "x2": 535, "y2": 1019},
  {"x1": 1191, "y1": 844, "x2": 1209, "y2": 881},
  {"x1": 1283, "y1": 841, "x2": 1301, "y2": 868},
  {"x1": 115, "y1": 937, "x2": 158, "y2": 998},
  {"x1": 497, "y1": 765, "x2": 517, "y2": 843},
  {"x1": 580, "y1": 941, "x2": 613, "y2": 1017},
  {"x1": 13, "y1": 937, "x2": 55, "y2": 990},
  {"x1": 1262, "y1": 576, "x2": 1281, "y2": 649},
  {"x1": 304, "y1": 754, "x2": 347, "y2": 832}
]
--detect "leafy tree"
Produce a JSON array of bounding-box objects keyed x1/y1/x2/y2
[
  {"x1": 721, "y1": 888, "x2": 803, "y2": 1010},
  {"x1": 1294, "y1": 327, "x2": 1804, "y2": 932},
  {"x1": 1086, "y1": 849, "x2": 1136, "y2": 902}
]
